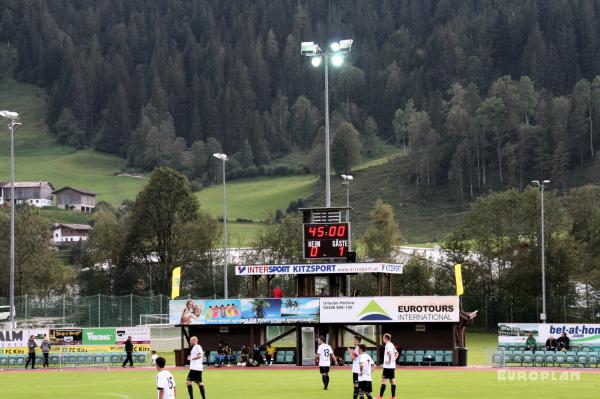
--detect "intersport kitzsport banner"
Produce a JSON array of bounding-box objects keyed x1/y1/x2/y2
[{"x1": 320, "y1": 296, "x2": 460, "y2": 323}]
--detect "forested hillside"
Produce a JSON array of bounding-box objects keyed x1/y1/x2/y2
[{"x1": 2, "y1": 0, "x2": 600, "y2": 194}]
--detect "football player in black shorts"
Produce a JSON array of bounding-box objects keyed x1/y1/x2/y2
[
  {"x1": 186, "y1": 336, "x2": 206, "y2": 399},
  {"x1": 315, "y1": 336, "x2": 336, "y2": 390},
  {"x1": 377, "y1": 333, "x2": 398, "y2": 399}
]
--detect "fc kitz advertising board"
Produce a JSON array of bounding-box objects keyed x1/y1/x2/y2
[{"x1": 320, "y1": 296, "x2": 459, "y2": 323}]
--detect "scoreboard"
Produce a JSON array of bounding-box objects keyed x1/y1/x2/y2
[{"x1": 303, "y1": 223, "x2": 349, "y2": 259}]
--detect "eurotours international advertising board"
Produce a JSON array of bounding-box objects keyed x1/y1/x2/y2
[{"x1": 320, "y1": 296, "x2": 460, "y2": 323}]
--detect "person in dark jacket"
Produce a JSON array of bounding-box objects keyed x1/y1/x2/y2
[
  {"x1": 557, "y1": 332, "x2": 571, "y2": 352},
  {"x1": 122, "y1": 336, "x2": 134, "y2": 367},
  {"x1": 545, "y1": 336, "x2": 557, "y2": 351},
  {"x1": 25, "y1": 335, "x2": 37, "y2": 369},
  {"x1": 41, "y1": 335, "x2": 52, "y2": 367}
]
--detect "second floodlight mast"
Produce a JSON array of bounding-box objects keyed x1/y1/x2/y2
[{"x1": 301, "y1": 39, "x2": 353, "y2": 208}]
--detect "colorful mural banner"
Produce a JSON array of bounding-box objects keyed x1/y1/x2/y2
[{"x1": 169, "y1": 297, "x2": 320, "y2": 325}]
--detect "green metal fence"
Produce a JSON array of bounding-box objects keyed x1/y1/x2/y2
[{"x1": 0, "y1": 294, "x2": 169, "y2": 327}]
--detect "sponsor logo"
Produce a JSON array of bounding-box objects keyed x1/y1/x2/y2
[
  {"x1": 237, "y1": 266, "x2": 247, "y2": 274},
  {"x1": 86, "y1": 332, "x2": 112, "y2": 341},
  {"x1": 357, "y1": 300, "x2": 392, "y2": 321},
  {"x1": 0, "y1": 330, "x2": 24, "y2": 342}
]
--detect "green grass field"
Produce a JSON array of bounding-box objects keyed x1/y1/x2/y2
[
  {"x1": 196, "y1": 175, "x2": 317, "y2": 222},
  {"x1": 1, "y1": 367, "x2": 598, "y2": 399}
]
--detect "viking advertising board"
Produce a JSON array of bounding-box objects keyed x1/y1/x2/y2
[
  {"x1": 169, "y1": 298, "x2": 320, "y2": 325},
  {"x1": 320, "y1": 296, "x2": 460, "y2": 323},
  {"x1": 235, "y1": 263, "x2": 404, "y2": 276}
]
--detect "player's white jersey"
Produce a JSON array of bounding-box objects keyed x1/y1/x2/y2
[
  {"x1": 156, "y1": 370, "x2": 176, "y2": 399},
  {"x1": 383, "y1": 342, "x2": 398, "y2": 369},
  {"x1": 190, "y1": 344, "x2": 204, "y2": 371},
  {"x1": 351, "y1": 346, "x2": 361, "y2": 373},
  {"x1": 316, "y1": 344, "x2": 334, "y2": 367},
  {"x1": 358, "y1": 353, "x2": 374, "y2": 382}
]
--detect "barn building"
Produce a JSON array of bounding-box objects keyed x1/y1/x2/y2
[
  {"x1": 53, "y1": 186, "x2": 96, "y2": 212},
  {"x1": 0, "y1": 181, "x2": 54, "y2": 207}
]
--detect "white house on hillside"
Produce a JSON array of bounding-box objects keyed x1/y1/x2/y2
[
  {"x1": 52, "y1": 223, "x2": 92, "y2": 244},
  {"x1": 1, "y1": 181, "x2": 54, "y2": 207}
]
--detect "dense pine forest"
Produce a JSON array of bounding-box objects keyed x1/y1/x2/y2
[{"x1": 2, "y1": 0, "x2": 600, "y2": 194}]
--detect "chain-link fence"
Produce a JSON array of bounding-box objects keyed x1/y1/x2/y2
[
  {"x1": 0, "y1": 294, "x2": 170, "y2": 328},
  {"x1": 461, "y1": 294, "x2": 600, "y2": 331}
]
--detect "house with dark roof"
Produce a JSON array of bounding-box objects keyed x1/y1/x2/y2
[
  {"x1": 53, "y1": 186, "x2": 96, "y2": 213},
  {"x1": 0, "y1": 181, "x2": 54, "y2": 207},
  {"x1": 52, "y1": 223, "x2": 92, "y2": 244}
]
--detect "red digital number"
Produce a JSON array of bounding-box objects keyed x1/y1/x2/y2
[
  {"x1": 338, "y1": 246, "x2": 345, "y2": 257},
  {"x1": 308, "y1": 226, "x2": 317, "y2": 237},
  {"x1": 328, "y1": 225, "x2": 337, "y2": 237},
  {"x1": 337, "y1": 225, "x2": 346, "y2": 237},
  {"x1": 310, "y1": 246, "x2": 319, "y2": 257},
  {"x1": 317, "y1": 226, "x2": 325, "y2": 237}
]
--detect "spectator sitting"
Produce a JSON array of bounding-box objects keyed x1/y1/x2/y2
[
  {"x1": 240, "y1": 345, "x2": 250, "y2": 364},
  {"x1": 545, "y1": 336, "x2": 557, "y2": 351},
  {"x1": 525, "y1": 333, "x2": 537, "y2": 352},
  {"x1": 223, "y1": 345, "x2": 234, "y2": 366},
  {"x1": 215, "y1": 341, "x2": 226, "y2": 367},
  {"x1": 265, "y1": 343, "x2": 276, "y2": 366},
  {"x1": 252, "y1": 343, "x2": 265, "y2": 366},
  {"x1": 557, "y1": 332, "x2": 570, "y2": 352}
]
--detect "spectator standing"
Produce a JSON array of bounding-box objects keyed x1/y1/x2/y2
[
  {"x1": 545, "y1": 336, "x2": 557, "y2": 351},
  {"x1": 557, "y1": 332, "x2": 571, "y2": 352},
  {"x1": 41, "y1": 335, "x2": 51, "y2": 367},
  {"x1": 122, "y1": 336, "x2": 134, "y2": 367},
  {"x1": 25, "y1": 335, "x2": 37, "y2": 369},
  {"x1": 525, "y1": 333, "x2": 537, "y2": 352}
]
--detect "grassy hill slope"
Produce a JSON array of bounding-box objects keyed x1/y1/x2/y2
[
  {"x1": 0, "y1": 78, "x2": 145, "y2": 205},
  {"x1": 0, "y1": 79, "x2": 318, "y2": 244}
]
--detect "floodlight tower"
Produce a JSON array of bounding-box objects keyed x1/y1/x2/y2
[
  {"x1": 301, "y1": 39, "x2": 353, "y2": 208},
  {"x1": 532, "y1": 179, "x2": 550, "y2": 323},
  {"x1": 0, "y1": 110, "x2": 21, "y2": 328}
]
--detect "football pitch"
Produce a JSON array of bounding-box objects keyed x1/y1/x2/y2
[{"x1": 1, "y1": 367, "x2": 599, "y2": 399}]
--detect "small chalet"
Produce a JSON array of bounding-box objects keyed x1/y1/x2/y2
[
  {"x1": 52, "y1": 223, "x2": 92, "y2": 244},
  {"x1": 0, "y1": 181, "x2": 54, "y2": 207},
  {"x1": 53, "y1": 186, "x2": 97, "y2": 213}
]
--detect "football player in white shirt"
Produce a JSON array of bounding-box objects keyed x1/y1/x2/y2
[
  {"x1": 358, "y1": 344, "x2": 375, "y2": 399},
  {"x1": 377, "y1": 333, "x2": 399, "y2": 399},
  {"x1": 315, "y1": 336, "x2": 336, "y2": 390},
  {"x1": 348, "y1": 335, "x2": 362, "y2": 399},
  {"x1": 186, "y1": 336, "x2": 206, "y2": 399},
  {"x1": 155, "y1": 356, "x2": 176, "y2": 399}
]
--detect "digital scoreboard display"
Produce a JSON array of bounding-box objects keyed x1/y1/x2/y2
[{"x1": 303, "y1": 223, "x2": 350, "y2": 259}]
